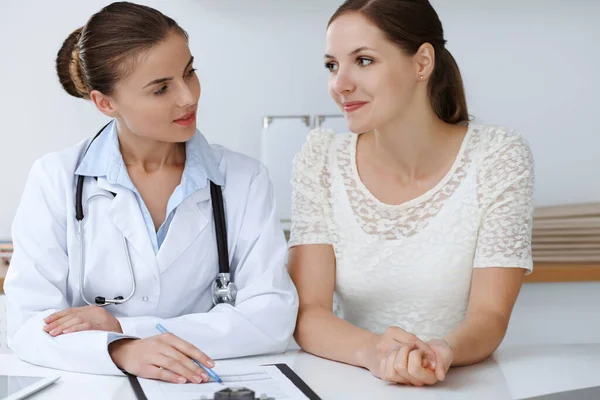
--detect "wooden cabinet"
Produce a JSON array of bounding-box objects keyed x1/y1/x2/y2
[{"x1": 526, "y1": 263, "x2": 600, "y2": 282}]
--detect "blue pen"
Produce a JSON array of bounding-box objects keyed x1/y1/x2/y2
[{"x1": 155, "y1": 323, "x2": 223, "y2": 384}]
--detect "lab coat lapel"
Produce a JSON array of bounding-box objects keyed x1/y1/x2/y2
[
  {"x1": 96, "y1": 179, "x2": 157, "y2": 268},
  {"x1": 156, "y1": 187, "x2": 211, "y2": 273}
]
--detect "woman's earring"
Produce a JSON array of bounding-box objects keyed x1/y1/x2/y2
[{"x1": 420, "y1": 75, "x2": 424, "y2": 80}]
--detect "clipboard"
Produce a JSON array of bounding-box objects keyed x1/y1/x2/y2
[{"x1": 127, "y1": 363, "x2": 322, "y2": 400}]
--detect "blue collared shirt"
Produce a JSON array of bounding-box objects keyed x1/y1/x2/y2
[{"x1": 75, "y1": 120, "x2": 225, "y2": 254}]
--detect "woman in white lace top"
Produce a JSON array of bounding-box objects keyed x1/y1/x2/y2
[{"x1": 288, "y1": 0, "x2": 535, "y2": 387}]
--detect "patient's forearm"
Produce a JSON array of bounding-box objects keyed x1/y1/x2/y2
[
  {"x1": 294, "y1": 305, "x2": 376, "y2": 368},
  {"x1": 444, "y1": 311, "x2": 508, "y2": 366}
]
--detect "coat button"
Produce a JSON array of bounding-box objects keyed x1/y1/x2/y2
[{"x1": 142, "y1": 296, "x2": 149, "y2": 302}]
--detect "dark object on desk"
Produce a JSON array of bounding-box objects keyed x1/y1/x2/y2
[
  {"x1": 521, "y1": 384, "x2": 600, "y2": 399},
  {"x1": 210, "y1": 387, "x2": 274, "y2": 399}
]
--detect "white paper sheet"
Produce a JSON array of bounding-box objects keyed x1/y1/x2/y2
[{"x1": 138, "y1": 365, "x2": 310, "y2": 400}]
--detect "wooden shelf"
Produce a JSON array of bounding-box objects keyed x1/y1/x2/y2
[{"x1": 526, "y1": 263, "x2": 600, "y2": 282}]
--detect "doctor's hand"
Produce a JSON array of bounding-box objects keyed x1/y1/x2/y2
[
  {"x1": 108, "y1": 333, "x2": 214, "y2": 384},
  {"x1": 43, "y1": 306, "x2": 123, "y2": 336},
  {"x1": 361, "y1": 327, "x2": 439, "y2": 386}
]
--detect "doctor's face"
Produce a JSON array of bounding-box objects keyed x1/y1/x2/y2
[
  {"x1": 325, "y1": 13, "x2": 420, "y2": 134},
  {"x1": 108, "y1": 31, "x2": 200, "y2": 143}
]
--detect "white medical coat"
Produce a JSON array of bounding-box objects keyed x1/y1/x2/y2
[{"x1": 4, "y1": 130, "x2": 299, "y2": 375}]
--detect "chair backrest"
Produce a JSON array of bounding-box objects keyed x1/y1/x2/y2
[{"x1": 0, "y1": 294, "x2": 10, "y2": 354}]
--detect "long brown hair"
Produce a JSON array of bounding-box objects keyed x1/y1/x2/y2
[
  {"x1": 329, "y1": 0, "x2": 469, "y2": 124},
  {"x1": 56, "y1": 1, "x2": 188, "y2": 99}
]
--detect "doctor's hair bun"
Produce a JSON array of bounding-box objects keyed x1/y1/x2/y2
[
  {"x1": 56, "y1": 27, "x2": 90, "y2": 99},
  {"x1": 54, "y1": 2, "x2": 188, "y2": 101}
]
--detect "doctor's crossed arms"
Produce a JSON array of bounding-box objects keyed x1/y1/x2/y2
[{"x1": 43, "y1": 306, "x2": 216, "y2": 384}]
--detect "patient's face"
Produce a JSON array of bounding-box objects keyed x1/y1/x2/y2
[{"x1": 325, "y1": 12, "x2": 420, "y2": 134}]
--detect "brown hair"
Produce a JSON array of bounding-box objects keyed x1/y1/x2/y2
[
  {"x1": 329, "y1": 0, "x2": 469, "y2": 124},
  {"x1": 56, "y1": 1, "x2": 188, "y2": 99}
]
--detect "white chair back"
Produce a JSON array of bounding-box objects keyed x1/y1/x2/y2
[{"x1": 0, "y1": 295, "x2": 10, "y2": 354}]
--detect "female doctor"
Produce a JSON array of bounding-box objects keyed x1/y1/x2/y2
[{"x1": 4, "y1": 1, "x2": 298, "y2": 384}]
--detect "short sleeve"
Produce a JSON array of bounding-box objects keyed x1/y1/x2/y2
[
  {"x1": 473, "y1": 131, "x2": 535, "y2": 273},
  {"x1": 288, "y1": 129, "x2": 335, "y2": 247}
]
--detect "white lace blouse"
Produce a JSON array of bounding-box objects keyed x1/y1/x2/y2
[{"x1": 288, "y1": 124, "x2": 535, "y2": 341}]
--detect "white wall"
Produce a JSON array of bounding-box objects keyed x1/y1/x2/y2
[
  {"x1": 431, "y1": 0, "x2": 600, "y2": 207},
  {"x1": 0, "y1": 0, "x2": 598, "y2": 238}
]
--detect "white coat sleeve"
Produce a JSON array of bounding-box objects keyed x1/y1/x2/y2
[
  {"x1": 116, "y1": 163, "x2": 299, "y2": 359},
  {"x1": 4, "y1": 160, "x2": 126, "y2": 375}
]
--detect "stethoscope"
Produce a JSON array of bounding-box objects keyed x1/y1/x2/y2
[{"x1": 74, "y1": 122, "x2": 237, "y2": 307}]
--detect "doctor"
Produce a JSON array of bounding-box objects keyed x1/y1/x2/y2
[{"x1": 4, "y1": 1, "x2": 298, "y2": 384}]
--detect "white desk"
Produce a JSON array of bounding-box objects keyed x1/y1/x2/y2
[
  {"x1": 2, "y1": 345, "x2": 600, "y2": 400},
  {"x1": 1, "y1": 282, "x2": 599, "y2": 400}
]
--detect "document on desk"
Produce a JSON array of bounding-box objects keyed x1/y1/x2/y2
[{"x1": 138, "y1": 365, "x2": 310, "y2": 400}]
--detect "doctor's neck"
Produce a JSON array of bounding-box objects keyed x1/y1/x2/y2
[{"x1": 118, "y1": 128, "x2": 186, "y2": 173}]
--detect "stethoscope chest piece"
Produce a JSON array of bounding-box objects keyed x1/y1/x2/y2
[{"x1": 211, "y1": 273, "x2": 237, "y2": 306}]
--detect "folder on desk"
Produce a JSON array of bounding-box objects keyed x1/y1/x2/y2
[{"x1": 128, "y1": 363, "x2": 321, "y2": 400}]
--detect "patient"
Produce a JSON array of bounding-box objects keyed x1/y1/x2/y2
[{"x1": 288, "y1": 0, "x2": 535, "y2": 386}]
